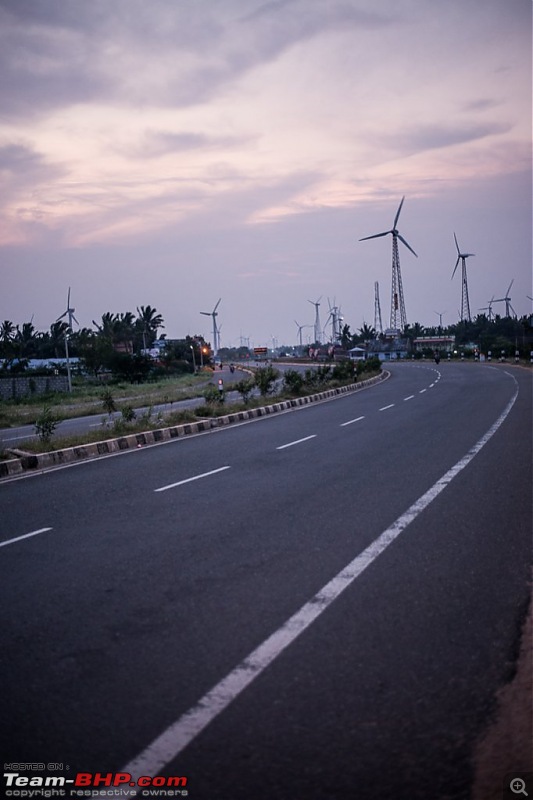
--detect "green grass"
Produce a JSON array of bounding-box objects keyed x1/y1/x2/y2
[{"x1": 0, "y1": 372, "x2": 213, "y2": 428}]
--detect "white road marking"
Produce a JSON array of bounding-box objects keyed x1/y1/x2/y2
[
  {"x1": 0, "y1": 528, "x2": 53, "y2": 549},
  {"x1": 379, "y1": 404, "x2": 395, "y2": 411},
  {"x1": 404, "y1": 395, "x2": 415, "y2": 401},
  {"x1": 0, "y1": 434, "x2": 35, "y2": 442},
  {"x1": 340, "y1": 416, "x2": 365, "y2": 427},
  {"x1": 429, "y1": 383, "x2": 435, "y2": 388},
  {"x1": 276, "y1": 435, "x2": 317, "y2": 450},
  {"x1": 419, "y1": 389, "x2": 427, "y2": 393},
  {"x1": 97, "y1": 378, "x2": 519, "y2": 797},
  {"x1": 154, "y1": 466, "x2": 231, "y2": 493}
]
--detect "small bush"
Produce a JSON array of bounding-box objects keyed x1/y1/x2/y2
[
  {"x1": 254, "y1": 366, "x2": 279, "y2": 396},
  {"x1": 234, "y1": 378, "x2": 255, "y2": 404},
  {"x1": 34, "y1": 406, "x2": 60, "y2": 443},
  {"x1": 283, "y1": 369, "x2": 304, "y2": 394},
  {"x1": 101, "y1": 390, "x2": 117, "y2": 415}
]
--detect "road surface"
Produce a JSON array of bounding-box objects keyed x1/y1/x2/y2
[{"x1": 0, "y1": 362, "x2": 531, "y2": 800}]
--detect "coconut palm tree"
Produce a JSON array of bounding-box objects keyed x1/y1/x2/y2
[{"x1": 136, "y1": 305, "x2": 164, "y2": 350}]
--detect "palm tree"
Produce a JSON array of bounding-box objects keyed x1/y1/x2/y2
[
  {"x1": 136, "y1": 305, "x2": 164, "y2": 350},
  {"x1": 49, "y1": 320, "x2": 70, "y2": 358},
  {"x1": 358, "y1": 323, "x2": 377, "y2": 343}
]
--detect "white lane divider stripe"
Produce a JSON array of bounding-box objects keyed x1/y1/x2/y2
[
  {"x1": 379, "y1": 404, "x2": 395, "y2": 411},
  {"x1": 0, "y1": 528, "x2": 53, "y2": 549},
  {"x1": 108, "y1": 381, "x2": 519, "y2": 794},
  {"x1": 419, "y1": 389, "x2": 427, "y2": 393},
  {"x1": 154, "y1": 466, "x2": 231, "y2": 493},
  {"x1": 340, "y1": 416, "x2": 365, "y2": 427},
  {"x1": 404, "y1": 395, "x2": 415, "y2": 401},
  {"x1": 276, "y1": 435, "x2": 317, "y2": 450}
]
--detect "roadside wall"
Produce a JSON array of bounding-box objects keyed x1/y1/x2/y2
[{"x1": 0, "y1": 375, "x2": 69, "y2": 401}]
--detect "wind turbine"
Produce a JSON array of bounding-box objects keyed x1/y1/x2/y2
[
  {"x1": 493, "y1": 279, "x2": 516, "y2": 318},
  {"x1": 359, "y1": 196, "x2": 417, "y2": 332},
  {"x1": 326, "y1": 298, "x2": 343, "y2": 344},
  {"x1": 308, "y1": 297, "x2": 322, "y2": 344},
  {"x1": 479, "y1": 297, "x2": 495, "y2": 321},
  {"x1": 294, "y1": 320, "x2": 310, "y2": 347},
  {"x1": 452, "y1": 233, "x2": 475, "y2": 322},
  {"x1": 57, "y1": 287, "x2": 79, "y2": 331},
  {"x1": 434, "y1": 310, "x2": 446, "y2": 332},
  {"x1": 200, "y1": 298, "x2": 221, "y2": 355}
]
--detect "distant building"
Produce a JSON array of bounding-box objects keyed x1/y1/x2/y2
[
  {"x1": 413, "y1": 336, "x2": 455, "y2": 353},
  {"x1": 366, "y1": 337, "x2": 411, "y2": 361}
]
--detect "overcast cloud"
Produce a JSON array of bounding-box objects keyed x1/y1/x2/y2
[{"x1": 0, "y1": 0, "x2": 531, "y2": 347}]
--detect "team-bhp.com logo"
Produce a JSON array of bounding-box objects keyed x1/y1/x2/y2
[{"x1": 4, "y1": 771, "x2": 188, "y2": 795}]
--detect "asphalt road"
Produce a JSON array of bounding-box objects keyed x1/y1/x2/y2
[{"x1": 1, "y1": 362, "x2": 531, "y2": 800}]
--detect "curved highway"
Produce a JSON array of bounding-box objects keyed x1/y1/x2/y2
[{"x1": 0, "y1": 362, "x2": 531, "y2": 800}]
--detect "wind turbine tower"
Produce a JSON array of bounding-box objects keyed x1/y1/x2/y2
[
  {"x1": 374, "y1": 281, "x2": 383, "y2": 334},
  {"x1": 308, "y1": 297, "x2": 322, "y2": 344},
  {"x1": 360, "y1": 197, "x2": 417, "y2": 332},
  {"x1": 294, "y1": 320, "x2": 310, "y2": 348},
  {"x1": 452, "y1": 233, "x2": 474, "y2": 322},
  {"x1": 200, "y1": 298, "x2": 221, "y2": 355},
  {"x1": 57, "y1": 287, "x2": 79, "y2": 331}
]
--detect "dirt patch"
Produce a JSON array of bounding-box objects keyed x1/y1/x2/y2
[{"x1": 472, "y1": 588, "x2": 533, "y2": 799}]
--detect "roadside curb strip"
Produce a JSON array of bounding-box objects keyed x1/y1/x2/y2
[{"x1": 0, "y1": 372, "x2": 387, "y2": 479}]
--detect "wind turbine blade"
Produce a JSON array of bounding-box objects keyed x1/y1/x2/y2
[
  {"x1": 57, "y1": 311, "x2": 68, "y2": 321},
  {"x1": 359, "y1": 230, "x2": 391, "y2": 242},
  {"x1": 72, "y1": 314, "x2": 79, "y2": 326},
  {"x1": 214, "y1": 298, "x2": 221, "y2": 313},
  {"x1": 67, "y1": 287, "x2": 71, "y2": 307},
  {"x1": 397, "y1": 233, "x2": 417, "y2": 257},
  {"x1": 506, "y1": 279, "x2": 514, "y2": 296},
  {"x1": 393, "y1": 196, "x2": 405, "y2": 228},
  {"x1": 200, "y1": 311, "x2": 210, "y2": 316},
  {"x1": 453, "y1": 232, "x2": 460, "y2": 255},
  {"x1": 451, "y1": 257, "x2": 460, "y2": 279}
]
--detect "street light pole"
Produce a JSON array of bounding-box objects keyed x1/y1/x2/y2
[
  {"x1": 64, "y1": 333, "x2": 72, "y2": 393},
  {"x1": 190, "y1": 344, "x2": 197, "y2": 373}
]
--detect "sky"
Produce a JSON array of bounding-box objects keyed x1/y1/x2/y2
[{"x1": 1, "y1": 0, "x2": 531, "y2": 349}]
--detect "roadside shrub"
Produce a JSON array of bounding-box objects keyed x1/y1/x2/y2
[
  {"x1": 332, "y1": 360, "x2": 356, "y2": 382},
  {"x1": 203, "y1": 384, "x2": 224, "y2": 404},
  {"x1": 121, "y1": 405, "x2": 136, "y2": 423},
  {"x1": 283, "y1": 369, "x2": 304, "y2": 394},
  {"x1": 101, "y1": 390, "x2": 117, "y2": 415},
  {"x1": 254, "y1": 365, "x2": 279, "y2": 396},
  {"x1": 234, "y1": 378, "x2": 255, "y2": 404},
  {"x1": 34, "y1": 406, "x2": 59, "y2": 443}
]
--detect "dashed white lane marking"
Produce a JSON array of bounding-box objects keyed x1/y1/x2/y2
[
  {"x1": 404, "y1": 395, "x2": 415, "y2": 401},
  {"x1": 340, "y1": 416, "x2": 365, "y2": 427},
  {"x1": 419, "y1": 389, "x2": 427, "y2": 394},
  {"x1": 379, "y1": 404, "x2": 395, "y2": 411},
  {"x1": 114, "y1": 380, "x2": 519, "y2": 793},
  {"x1": 0, "y1": 528, "x2": 53, "y2": 549},
  {"x1": 154, "y1": 466, "x2": 231, "y2": 493},
  {"x1": 276, "y1": 435, "x2": 317, "y2": 450}
]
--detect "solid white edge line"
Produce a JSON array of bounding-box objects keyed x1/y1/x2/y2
[
  {"x1": 340, "y1": 416, "x2": 365, "y2": 427},
  {"x1": 276, "y1": 435, "x2": 317, "y2": 450},
  {"x1": 154, "y1": 466, "x2": 231, "y2": 493},
  {"x1": 99, "y1": 379, "x2": 519, "y2": 796},
  {"x1": 0, "y1": 528, "x2": 53, "y2": 548}
]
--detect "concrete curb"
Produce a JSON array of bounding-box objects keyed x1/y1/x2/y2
[{"x1": 0, "y1": 372, "x2": 387, "y2": 479}]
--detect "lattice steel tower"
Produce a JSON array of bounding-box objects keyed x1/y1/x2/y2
[
  {"x1": 374, "y1": 281, "x2": 383, "y2": 334},
  {"x1": 360, "y1": 197, "x2": 417, "y2": 332},
  {"x1": 452, "y1": 233, "x2": 474, "y2": 323}
]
